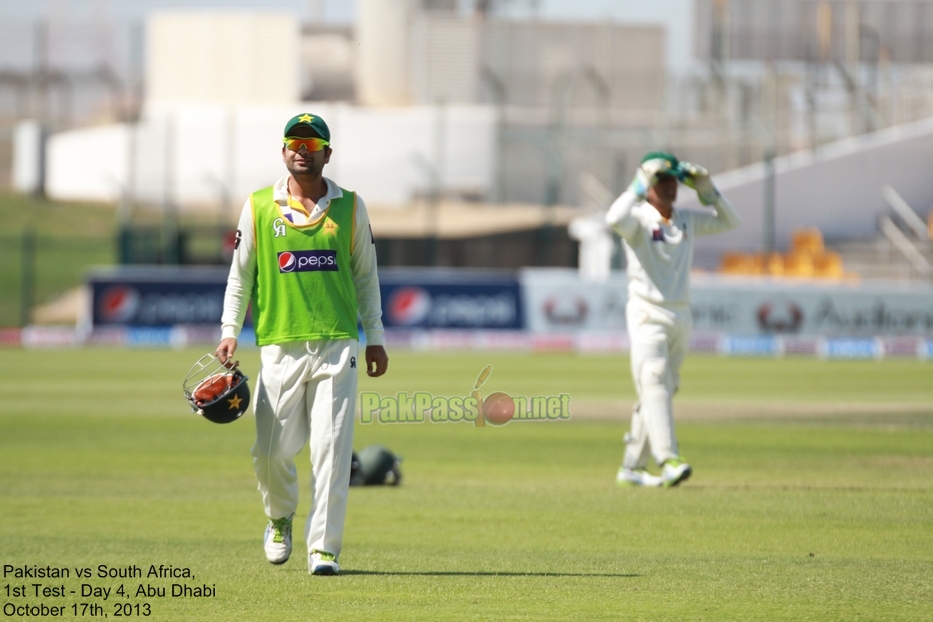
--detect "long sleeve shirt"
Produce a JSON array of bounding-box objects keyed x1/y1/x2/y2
[{"x1": 606, "y1": 190, "x2": 740, "y2": 308}]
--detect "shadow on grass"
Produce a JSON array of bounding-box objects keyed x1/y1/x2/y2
[{"x1": 340, "y1": 569, "x2": 642, "y2": 579}]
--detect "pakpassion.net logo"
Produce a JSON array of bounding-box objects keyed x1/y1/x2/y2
[{"x1": 359, "y1": 365, "x2": 571, "y2": 427}]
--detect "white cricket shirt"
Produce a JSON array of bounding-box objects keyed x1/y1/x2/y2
[{"x1": 606, "y1": 190, "x2": 740, "y2": 307}]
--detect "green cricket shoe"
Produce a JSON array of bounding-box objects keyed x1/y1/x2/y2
[
  {"x1": 661, "y1": 458, "x2": 692, "y2": 487},
  {"x1": 310, "y1": 551, "x2": 340, "y2": 576},
  {"x1": 264, "y1": 515, "x2": 293, "y2": 565}
]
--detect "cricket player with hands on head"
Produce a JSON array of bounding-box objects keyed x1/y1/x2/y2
[
  {"x1": 606, "y1": 152, "x2": 739, "y2": 487},
  {"x1": 215, "y1": 113, "x2": 388, "y2": 575}
]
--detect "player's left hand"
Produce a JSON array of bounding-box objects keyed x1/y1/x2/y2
[
  {"x1": 365, "y1": 345, "x2": 389, "y2": 377},
  {"x1": 679, "y1": 162, "x2": 720, "y2": 205}
]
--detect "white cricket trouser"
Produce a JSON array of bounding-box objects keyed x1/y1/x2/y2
[
  {"x1": 251, "y1": 339, "x2": 358, "y2": 559},
  {"x1": 623, "y1": 299, "x2": 692, "y2": 469}
]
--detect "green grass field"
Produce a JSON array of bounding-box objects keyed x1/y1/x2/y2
[{"x1": 1, "y1": 349, "x2": 931, "y2": 621}]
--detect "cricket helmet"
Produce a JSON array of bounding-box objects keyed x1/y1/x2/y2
[
  {"x1": 353, "y1": 445, "x2": 402, "y2": 486},
  {"x1": 183, "y1": 353, "x2": 251, "y2": 424}
]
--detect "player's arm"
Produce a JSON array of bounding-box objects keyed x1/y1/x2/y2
[
  {"x1": 349, "y1": 194, "x2": 388, "y2": 377},
  {"x1": 693, "y1": 194, "x2": 741, "y2": 235},
  {"x1": 679, "y1": 162, "x2": 741, "y2": 235},
  {"x1": 606, "y1": 157, "x2": 673, "y2": 239},
  {"x1": 216, "y1": 197, "x2": 258, "y2": 365},
  {"x1": 605, "y1": 191, "x2": 640, "y2": 240}
]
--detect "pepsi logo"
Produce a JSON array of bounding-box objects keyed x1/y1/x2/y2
[
  {"x1": 388, "y1": 286, "x2": 432, "y2": 326},
  {"x1": 279, "y1": 252, "x2": 297, "y2": 272},
  {"x1": 277, "y1": 250, "x2": 338, "y2": 272},
  {"x1": 98, "y1": 286, "x2": 141, "y2": 323}
]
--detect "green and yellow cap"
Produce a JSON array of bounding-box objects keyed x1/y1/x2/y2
[{"x1": 284, "y1": 113, "x2": 330, "y2": 142}]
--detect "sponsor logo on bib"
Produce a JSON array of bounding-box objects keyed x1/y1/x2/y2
[{"x1": 277, "y1": 250, "x2": 338, "y2": 273}]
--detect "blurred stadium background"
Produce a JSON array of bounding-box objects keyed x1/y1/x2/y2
[{"x1": 1, "y1": 0, "x2": 932, "y2": 356}]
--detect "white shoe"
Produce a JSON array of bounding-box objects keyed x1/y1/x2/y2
[
  {"x1": 263, "y1": 516, "x2": 293, "y2": 564},
  {"x1": 616, "y1": 467, "x2": 663, "y2": 488},
  {"x1": 661, "y1": 459, "x2": 692, "y2": 488},
  {"x1": 309, "y1": 551, "x2": 340, "y2": 576}
]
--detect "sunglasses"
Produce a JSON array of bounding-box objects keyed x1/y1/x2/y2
[{"x1": 283, "y1": 136, "x2": 330, "y2": 152}]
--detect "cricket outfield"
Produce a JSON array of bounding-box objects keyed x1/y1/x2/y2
[{"x1": 1, "y1": 348, "x2": 931, "y2": 621}]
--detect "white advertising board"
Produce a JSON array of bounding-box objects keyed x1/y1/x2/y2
[{"x1": 520, "y1": 268, "x2": 933, "y2": 337}]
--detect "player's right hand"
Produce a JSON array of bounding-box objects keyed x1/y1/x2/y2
[{"x1": 629, "y1": 158, "x2": 676, "y2": 199}]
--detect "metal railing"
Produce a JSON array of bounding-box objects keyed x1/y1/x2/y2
[{"x1": 878, "y1": 186, "x2": 933, "y2": 280}]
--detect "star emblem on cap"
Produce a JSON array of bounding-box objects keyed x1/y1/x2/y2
[
  {"x1": 227, "y1": 394, "x2": 242, "y2": 410},
  {"x1": 298, "y1": 114, "x2": 313, "y2": 123}
]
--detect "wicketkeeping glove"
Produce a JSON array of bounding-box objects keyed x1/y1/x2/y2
[
  {"x1": 628, "y1": 157, "x2": 677, "y2": 200},
  {"x1": 679, "y1": 162, "x2": 720, "y2": 205}
]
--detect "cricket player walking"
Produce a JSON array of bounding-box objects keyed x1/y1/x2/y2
[
  {"x1": 606, "y1": 152, "x2": 740, "y2": 487},
  {"x1": 215, "y1": 113, "x2": 388, "y2": 574}
]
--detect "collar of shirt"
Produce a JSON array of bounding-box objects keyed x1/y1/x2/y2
[
  {"x1": 272, "y1": 176, "x2": 344, "y2": 225},
  {"x1": 640, "y1": 201, "x2": 677, "y2": 227}
]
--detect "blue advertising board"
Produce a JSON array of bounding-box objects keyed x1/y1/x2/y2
[
  {"x1": 88, "y1": 267, "x2": 238, "y2": 327},
  {"x1": 89, "y1": 266, "x2": 522, "y2": 331},
  {"x1": 820, "y1": 337, "x2": 880, "y2": 359},
  {"x1": 380, "y1": 268, "x2": 524, "y2": 330},
  {"x1": 720, "y1": 335, "x2": 780, "y2": 356}
]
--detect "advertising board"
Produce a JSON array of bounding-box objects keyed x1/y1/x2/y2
[
  {"x1": 521, "y1": 268, "x2": 933, "y2": 337},
  {"x1": 380, "y1": 268, "x2": 524, "y2": 330},
  {"x1": 87, "y1": 267, "x2": 233, "y2": 328}
]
